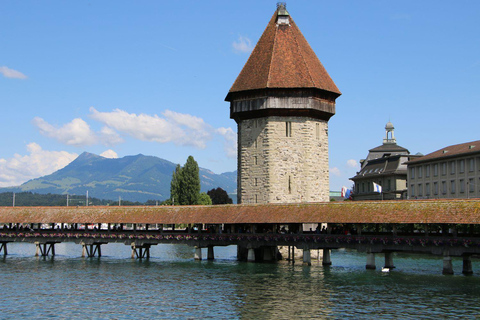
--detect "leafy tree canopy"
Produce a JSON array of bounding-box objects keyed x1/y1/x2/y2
[
  {"x1": 207, "y1": 187, "x2": 233, "y2": 205},
  {"x1": 170, "y1": 156, "x2": 201, "y2": 205},
  {"x1": 198, "y1": 192, "x2": 212, "y2": 205}
]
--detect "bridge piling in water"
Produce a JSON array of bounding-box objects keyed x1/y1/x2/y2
[
  {"x1": 384, "y1": 252, "x2": 395, "y2": 270},
  {"x1": 322, "y1": 249, "x2": 332, "y2": 266},
  {"x1": 82, "y1": 242, "x2": 106, "y2": 258},
  {"x1": 247, "y1": 248, "x2": 255, "y2": 262},
  {"x1": 303, "y1": 248, "x2": 311, "y2": 266},
  {"x1": 35, "y1": 241, "x2": 58, "y2": 257},
  {"x1": 0, "y1": 242, "x2": 8, "y2": 256},
  {"x1": 194, "y1": 247, "x2": 202, "y2": 260},
  {"x1": 207, "y1": 246, "x2": 214, "y2": 260},
  {"x1": 462, "y1": 255, "x2": 473, "y2": 275},
  {"x1": 131, "y1": 243, "x2": 152, "y2": 259},
  {"x1": 366, "y1": 250, "x2": 376, "y2": 270},
  {"x1": 442, "y1": 250, "x2": 454, "y2": 275}
]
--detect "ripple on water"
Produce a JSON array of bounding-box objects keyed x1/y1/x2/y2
[{"x1": 1, "y1": 244, "x2": 480, "y2": 319}]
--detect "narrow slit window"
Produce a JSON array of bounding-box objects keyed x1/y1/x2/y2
[{"x1": 286, "y1": 122, "x2": 292, "y2": 137}]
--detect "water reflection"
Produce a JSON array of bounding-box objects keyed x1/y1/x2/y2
[{"x1": 1, "y1": 243, "x2": 480, "y2": 319}]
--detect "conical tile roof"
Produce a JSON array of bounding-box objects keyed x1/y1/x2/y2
[{"x1": 227, "y1": 7, "x2": 341, "y2": 97}]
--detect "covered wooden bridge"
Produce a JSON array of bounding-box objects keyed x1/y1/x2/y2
[{"x1": 1, "y1": 199, "x2": 480, "y2": 274}]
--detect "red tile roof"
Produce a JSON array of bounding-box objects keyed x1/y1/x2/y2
[
  {"x1": 227, "y1": 9, "x2": 341, "y2": 96},
  {"x1": 1, "y1": 200, "x2": 480, "y2": 224},
  {"x1": 408, "y1": 140, "x2": 480, "y2": 164}
]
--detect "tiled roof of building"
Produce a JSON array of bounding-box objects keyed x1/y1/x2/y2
[
  {"x1": 1, "y1": 200, "x2": 480, "y2": 224},
  {"x1": 407, "y1": 140, "x2": 480, "y2": 164},
  {"x1": 351, "y1": 154, "x2": 408, "y2": 180},
  {"x1": 227, "y1": 7, "x2": 341, "y2": 96}
]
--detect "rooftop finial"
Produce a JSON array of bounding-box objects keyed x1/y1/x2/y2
[
  {"x1": 277, "y1": 2, "x2": 287, "y2": 10},
  {"x1": 276, "y1": 2, "x2": 289, "y2": 25}
]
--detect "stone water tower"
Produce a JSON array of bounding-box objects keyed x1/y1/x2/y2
[{"x1": 225, "y1": 3, "x2": 341, "y2": 204}]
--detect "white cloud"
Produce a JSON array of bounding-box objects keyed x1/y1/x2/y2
[
  {"x1": 32, "y1": 117, "x2": 122, "y2": 147},
  {"x1": 233, "y1": 36, "x2": 254, "y2": 54},
  {"x1": 0, "y1": 66, "x2": 28, "y2": 79},
  {"x1": 346, "y1": 159, "x2": 358, "y2": 168},
  {"x1": 89, "y1": 107, "x2": 213, "y2": 149},
  {"x1": 100, "y1": 149, "x2": 118, "y2": 159},
  {"x1": 330, "y1": 167, "x2": 341, "y2": 176},
  {"x1": 0, "y1": 143, "x2": 77, "y2": 187},
  {"x1": 216, "y1": 127, "x2": 237, "y2": 158}
]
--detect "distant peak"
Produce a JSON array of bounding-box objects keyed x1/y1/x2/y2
[{"x1": 77, "y1": 152, "x2": 100, "y2": 159}]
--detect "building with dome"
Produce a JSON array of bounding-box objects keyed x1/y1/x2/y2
[{"x1": 350, "y1": 122, "x2": 419, "y2": 200}]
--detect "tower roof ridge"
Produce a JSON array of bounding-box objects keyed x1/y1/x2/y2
[{"x1": 290, "y1": 23, "x2": 317, "y2": 88}]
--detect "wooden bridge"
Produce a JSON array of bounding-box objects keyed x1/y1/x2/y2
[{"x1": 2, "y1": 199, "x2": 480, "y2": 275}]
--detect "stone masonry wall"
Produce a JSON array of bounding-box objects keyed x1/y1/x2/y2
[{"x1": 238, "y1": 116, "x2": 330, "y2": 204}]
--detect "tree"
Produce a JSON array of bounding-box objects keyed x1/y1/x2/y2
[
  {"x1": 198, "y1": 192, "x2": 212, "y2": 205},
  {"x1": 170, "y1": 164, "x2": 183, "y2": 205},
  {"x1": 182, "y1": 156, "x2": 200, "y2": 205},
  {"x1": 170, "y1": 156, "x2": 201, "y2": 205},
  {"x1": 207, "y1": 187, "x2": 233, "y2": 205}
]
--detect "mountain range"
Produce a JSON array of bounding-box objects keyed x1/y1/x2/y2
[{"x1": 0, "y1": 152, "x2": 237, "y2": 203}]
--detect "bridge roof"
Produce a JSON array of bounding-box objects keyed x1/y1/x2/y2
[{"x1": 1, "y1": 200, "x2": 480, "y2": 225}]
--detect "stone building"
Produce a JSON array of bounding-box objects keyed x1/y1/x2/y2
[
  {"x1": 350, "y1": 122, "x2": 417, "y2": 200},
  {"x1": 225, "y1": 3, "x2": 341, "y2": 204},
  {"x1": 406, "y1": 140, "x2": 480, "y2": 199}
]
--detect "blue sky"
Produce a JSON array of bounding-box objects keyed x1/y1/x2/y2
[{"x1": 1, "y1": 1, "x2": 479, "y2": 191}]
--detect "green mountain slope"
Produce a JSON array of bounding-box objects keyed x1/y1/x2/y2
[{"x1": 1, "y1": 152, "x2": 237, "y2": 203}]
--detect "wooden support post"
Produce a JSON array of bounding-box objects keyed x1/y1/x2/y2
[
  {"x1": 443, "y1": 250, "x2": 454, "y2": 275},
  {"x1": 462, "y1": 255, "x2": 473, "y2": 275},
  {"x1": 0, "y1": 242, "x2": 7, "y2": 256},
  {"x1": 194, "y1": 247, "x2": 202, "y2": 260},
  {"x1": 207, "y1": 246, "x2": 214, "y2": 260},
  {"x1": 384, "y1": 252, "x2": 395, "y2": 269},
  {"x1": 356, "y1": 224, "x2": 362, "y2": 235},
  {"x1": 322, "y1": 249, "x2": 332, "y2": 266},
  {"x1": 366, "y1": 250, "x2": 376, "y2": 270},
  {"x1": 247, "y1": 248, "x2": 255, "y2": 262},
  {"x1": 291, "y1": 246, "x2": 295, "y2": 264},
  {"x1": 303, "y1": 248, "x2": 311, "y2": 266},
  {"x1": 35, "y1": 242, "x2": 56, "y2": 257}
]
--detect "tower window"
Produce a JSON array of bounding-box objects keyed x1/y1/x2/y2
[
  {"x1": 288, "y1": 176, "x2": 292, "y2": 194},
  {"x1": 286, "y1": 122, "x2": 292, "y2": 137},
  {"x1": 254, "y1": 156, "x2": 258, "y2": 165}
]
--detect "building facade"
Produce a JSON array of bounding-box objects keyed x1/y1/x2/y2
[
  {"x1": 225, "y1": 4, "x2": 341, "y2": 204},
  {"x1": 351, "y1": 122, "x2": 417, "y2": 200},
  {"x1": 406, "y1": 140, "x2": 480, "y2": 199}
]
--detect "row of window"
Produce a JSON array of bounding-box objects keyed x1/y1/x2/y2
[
  {"x1": 356, "y1": 179, "x2": 392, "y2": 193},
  {"x1": 410, "y1": 158, "x2": 479, "y2": 179},
  {"x1": 410, "y1": 177, "x2": 477, "y2": 197}
]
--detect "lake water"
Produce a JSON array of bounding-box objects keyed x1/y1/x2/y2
[{"x1": 1, "y1": 243, "x2": 479, "y2": 319}]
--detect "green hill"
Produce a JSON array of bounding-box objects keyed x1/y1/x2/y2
[{"x1": 0, "y1": 152, "x2": 237, "y2": 203}]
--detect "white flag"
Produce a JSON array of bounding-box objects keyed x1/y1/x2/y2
[{"x1": 373, "y1": 182, "x2": 382, "y2": 193}]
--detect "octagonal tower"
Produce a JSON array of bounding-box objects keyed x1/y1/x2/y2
[{"x1": 225, "y1": 3, "x2": 341, "y2": 204}]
